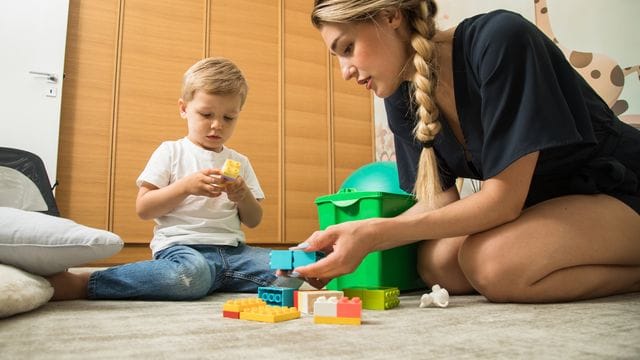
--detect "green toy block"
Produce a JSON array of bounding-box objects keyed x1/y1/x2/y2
[
  {"x1": 343, "y1": 287, "x2": 400, "y2": 310},
  {"x1": 315, "y1": 190, "x2": 425, "y2": 292}
]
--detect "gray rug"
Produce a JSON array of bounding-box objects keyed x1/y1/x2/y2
[{"x1": 1, "y1": 291, "x2": 639, "y2": 359}]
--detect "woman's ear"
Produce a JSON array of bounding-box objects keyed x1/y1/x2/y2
[{"x1": 379, "y1": 8, "x2": 403, "y2": 30}]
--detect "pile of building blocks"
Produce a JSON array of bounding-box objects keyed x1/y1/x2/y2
[
  {"x1": 222, "y1": 288, "x2": 371, "y2": 325},
  {"x1": 269, "y1": 249, "x2": 325, "y2": 270},
  {"x1": 343, "y1": 287, "x2": 400, "y2": 310},
  {"x1": 222, "y1": 297, "x2": 300, "y2": 323},
  {"x1": 313, "y1": 296, "x2": 362, "y2": 325},
  {"x1": 221, "y1": 158, "x2": 241, "y2": 181},
  {"x1": 258, "y1": 286, "x2": 294, "y2": 307},
  {"x1": 222, "y1": 289, "x2": 364, "y2": 325},
  {"x1": 294, "y1": 290, "x2": 344, "y2": 314}
]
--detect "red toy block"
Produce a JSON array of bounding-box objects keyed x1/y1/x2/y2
[
  {"x1": 223, "y1": 310, "x2": 240, "y2": 319},
  {"x1": 337, "y1": 297, "x2": 362, "y2": 318}
]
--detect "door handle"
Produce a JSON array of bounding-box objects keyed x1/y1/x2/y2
[{"x1": 29, "y1": 71, "x2": 58, "y2": 83}]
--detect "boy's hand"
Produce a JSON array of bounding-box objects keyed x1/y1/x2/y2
[
  {"x1": 224, "y1": 176, "x2": 250, "y2": 203},
  {"x1": 180, "y1": 168, "x2": 226, "y2": 197}
]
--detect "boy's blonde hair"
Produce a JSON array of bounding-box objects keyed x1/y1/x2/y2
[{"x1": 181, "y1": 57, "x2": 249, "y2": 107}]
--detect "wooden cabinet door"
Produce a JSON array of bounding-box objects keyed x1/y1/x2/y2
[
  {"x1": 58, "y1": 0, "x2": 119, "y2": 230},
  {"x1": 332, "y1": 55, "x2": 374, "y2": 189},
  {"x1": 111, "y1": 0, "x2": 206, "y2": 245},
  {"x1": 210, "y1": 0, "x2": 280, "y2": 244},
  {"x1": 283, "y1": 0, "x2": 331, "y2": 244}
]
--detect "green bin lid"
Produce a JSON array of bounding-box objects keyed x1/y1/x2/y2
[{"x1": 315, "y1": 189, "x2": 414, "y2": 207}]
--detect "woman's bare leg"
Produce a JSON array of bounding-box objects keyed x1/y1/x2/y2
[
  {"x1": 459, "y1": 194, "x2": 640, "y2": 303},
  {"x1": 417, "y1": 236, "x2": 475, "y2": 294}
]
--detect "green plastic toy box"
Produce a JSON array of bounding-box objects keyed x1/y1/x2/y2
[{"x1": 314, "y1": 189, "x2": 425, "y2": 292}]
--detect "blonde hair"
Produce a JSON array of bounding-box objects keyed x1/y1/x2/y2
[
  {"x1": 312, "y1": 0, "x2": 442, "y2": 204},
  {"x1": 181, "y1": 57, "x2": 249, "y2": 107}
]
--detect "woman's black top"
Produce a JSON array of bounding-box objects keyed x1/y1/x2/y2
[{"x1": 385, "y1": 10, "x2": 640, "y2": 213}]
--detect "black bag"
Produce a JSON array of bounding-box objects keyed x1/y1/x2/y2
[{"x1": 0, "y1": 147, "x2": 60, "y2": 216}]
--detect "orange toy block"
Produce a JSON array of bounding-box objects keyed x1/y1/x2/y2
[
  {"x1": 221, "y1": 159, "x2": 241, "y2": 181},
  {"x1": 313, "y1": 296, "x2": 362, "y2": 325},
  {"x1": 337, "y1": 297, "x2": 362, "y2": 318},
  {"x1": 239, "y1": 305, "x2": 300, "y2": 323}
]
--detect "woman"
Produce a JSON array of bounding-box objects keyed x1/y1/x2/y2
[{"x1": 291, "y1": 0, "x2": 640, "y2": 303}]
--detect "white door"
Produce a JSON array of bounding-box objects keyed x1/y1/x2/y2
[{"x1": 0, "y1": 0, "x2": 70, "y2": 186}]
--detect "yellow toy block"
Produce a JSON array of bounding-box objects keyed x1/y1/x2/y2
[
  {"x1": 222, "y1": 298, "x2": 266, "y2": 313},
  {"x1": 239, "y1": 305, "x2": 300, "y2": 323},
  {"x1": 314, "y1": 315, "x2": 361, "y2": 325},
  {"x1": 221, "y1": 159, "x2": 241, "y2": 180}
]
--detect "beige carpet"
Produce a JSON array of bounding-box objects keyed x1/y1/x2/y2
[{"x1": 1, "y1": 289, "x2": 639, "y2": 359}]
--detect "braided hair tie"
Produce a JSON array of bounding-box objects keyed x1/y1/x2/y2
[{"x1": 422, "y1": 140, "x2": 435, "y2": 149}]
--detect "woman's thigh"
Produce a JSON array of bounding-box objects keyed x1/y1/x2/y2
[{"x1": 459, "y1": 194, "x2": 640, "y2": 300}]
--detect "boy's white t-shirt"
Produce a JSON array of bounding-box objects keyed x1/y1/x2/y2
[{"x1": 136, "y1": 137, "x2": 265, "y2": 255}]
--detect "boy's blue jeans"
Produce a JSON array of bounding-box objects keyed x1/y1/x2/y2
[{"x1": 87, "y1": 244, "x2": 298, "y2": 300}]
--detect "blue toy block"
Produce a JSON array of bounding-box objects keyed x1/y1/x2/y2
[
  {"x1": 258, "y1": 286, "x2": 294, "y2": 307},
  {"x1": 270, "y1": 250, "x2": 326, "y2": 270},
  {"x1": 270, "y1": 250, "x2": 293, "y2": 270},
  {"x1": 293, "y1": 250, "x2": 324, "y2": 268}
]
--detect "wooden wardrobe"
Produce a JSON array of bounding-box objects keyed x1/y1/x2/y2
[{"x1": 57, "y1": 0, "x2": 373, "y2": 265}]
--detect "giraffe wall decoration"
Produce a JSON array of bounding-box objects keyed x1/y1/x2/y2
[{"x1": 534, "y1": 0, "x2": 639, "y2": 128}]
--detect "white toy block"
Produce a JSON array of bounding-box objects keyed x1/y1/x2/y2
[
  {"x1": 313, "y1": 296, "x2": 339, "y2": 317},
  {"x1": 298, "y1": 290, "x2": 343, "y2": 314}
]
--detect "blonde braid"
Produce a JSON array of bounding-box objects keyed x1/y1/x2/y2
[
  {"x1": 311, "y1": 0, "x2": 442, "y2": 203},
  {"x1": 410, "y1": 0, "x2": 441, "y2": 204}
]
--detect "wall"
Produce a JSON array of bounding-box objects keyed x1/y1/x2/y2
[
  {"x1": 57, "y1": 0, "x2": 373, "y2": 265},
  {"x1": 375, "y1": 0, "x2": 640, "y2": 161}
]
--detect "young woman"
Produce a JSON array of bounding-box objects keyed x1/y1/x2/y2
[{"x1": 291, "y1": 0, "x2": 640, "y2": 303}]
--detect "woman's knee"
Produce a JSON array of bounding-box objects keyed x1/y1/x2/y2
[
  {"x1": 417, "y1": 237, "x2": 473, "y2": 294},
  {"x1": 418, "y1": 242, "x2": 448, "y2": 279},
  {"x1": 458, "y1": 232, "x2": 523, "y2": 302}
]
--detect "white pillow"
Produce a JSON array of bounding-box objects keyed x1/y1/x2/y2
[
  {"x1": 0, "y1": 207, "x2": 123, "y2": 276},
  {"x1": 0, "y1": 264, "x2": 54, "y2": 318}
]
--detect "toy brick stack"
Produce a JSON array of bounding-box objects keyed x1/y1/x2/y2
[{"x1": 313, "y1": 296, "x2": 362, "y2": 325}]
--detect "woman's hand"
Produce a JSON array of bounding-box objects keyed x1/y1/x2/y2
[{"x1": 290, "y1": 219, "x2": 379, "y2": 287}]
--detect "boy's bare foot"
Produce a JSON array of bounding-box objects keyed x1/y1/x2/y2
[{"x1": 46, "y1": 271, "x2": 91, "y2": 301}]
